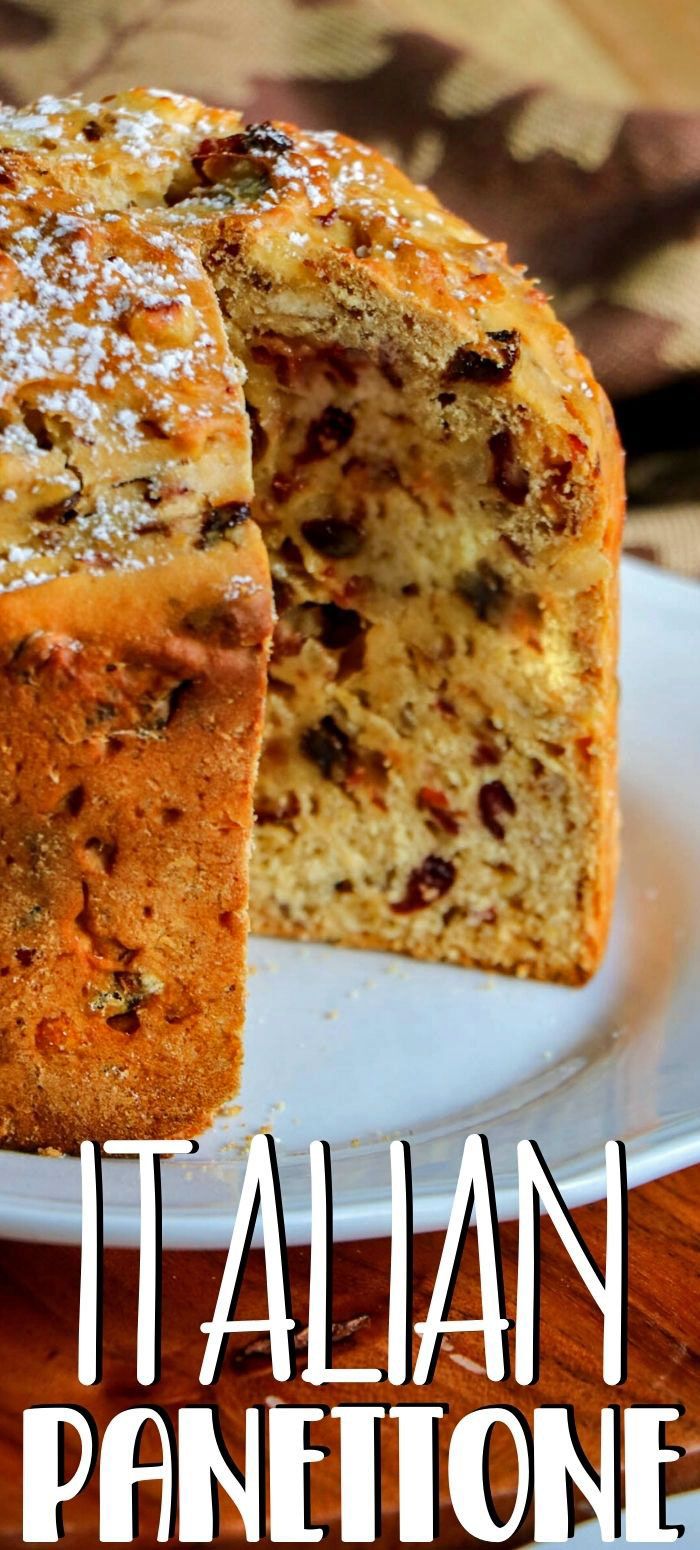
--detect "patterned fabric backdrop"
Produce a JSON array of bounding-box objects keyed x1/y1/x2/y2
[{"x1": 1, "y1": 0, "x2": 699, "y2": 574}]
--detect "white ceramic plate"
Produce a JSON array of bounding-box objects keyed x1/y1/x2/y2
[
  {"x1": 1, "y1": 558, "x2": 699, "y2": 1247},
  {"x1": 523, "y1": 1486, "x2": 699, "y2": 1546}
]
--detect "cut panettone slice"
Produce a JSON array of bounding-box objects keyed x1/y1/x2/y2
[
  {"x1": 0, "y1": 172, "x2": 271, "y2": 1150},
  {"x1": 184, "y1": 116, "x2": 624, "y2": 985}
]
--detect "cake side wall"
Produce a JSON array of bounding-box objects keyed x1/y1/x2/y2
[{"x1": 0, "y1": 546, "x2": 271, "y2": 1151}]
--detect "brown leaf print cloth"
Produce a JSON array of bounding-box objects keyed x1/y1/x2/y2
[{"x1": 1, "y1": 0, "x2": 699, "y2": 576}]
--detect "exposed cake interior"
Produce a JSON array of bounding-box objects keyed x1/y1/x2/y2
[{"x1": 211, "y1": 271, "x2": 616, "y2": 982}]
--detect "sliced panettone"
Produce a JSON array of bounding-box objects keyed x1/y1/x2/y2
[
  {"x1": 0, "y1": 88, "x2": 624, "y2": 1149},
  {"x1": 181, "y1": 106, "x2": 622, "y2": 984},
  {"x1": 0, "y1": 167, "x2": 271, "y2": 1150}
]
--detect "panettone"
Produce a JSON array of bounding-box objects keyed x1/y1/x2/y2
[{"x1": 0, "y1": 90, "x2": 624, "y2": 1148}]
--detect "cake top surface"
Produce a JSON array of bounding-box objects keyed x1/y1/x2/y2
[
  {"x1": 0, "y1": 87, "x2": 617, "y2": 596},
  {"x1": 0, "y1": 89, "x2": 602, "y2": 406},
  {"x1": 0, "y1": 165, "x2": 252, "y2": 594}
]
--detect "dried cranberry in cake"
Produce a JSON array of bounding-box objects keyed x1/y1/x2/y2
[
  {"x1": 478, "y1": 781, "x2": 517, "y2": 840},
  {"x1": 445, "y1": 329, "x2": 520, "y2": 385},
  {"x1": 391, "y1": 855, "x2": 456, "y2": 914}
]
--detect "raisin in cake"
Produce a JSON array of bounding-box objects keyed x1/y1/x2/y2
[
  {"x1": 0, "y1": 90, "x2": 624, "y2": 1146},
  {"x1": 0, "y1": 160, "x2": 271, "y2": 1150}
]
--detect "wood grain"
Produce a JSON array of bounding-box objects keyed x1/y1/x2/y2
[{"x1": 0, "y1": 1164, "x2": 698, "y2": 1545}]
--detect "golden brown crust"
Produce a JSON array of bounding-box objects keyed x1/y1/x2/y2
[{"x1": 0, "y1": 542, "x2": 271, "y2": 1152}]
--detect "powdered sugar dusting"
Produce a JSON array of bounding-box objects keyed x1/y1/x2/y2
[{"x1": 0, "y1": 171, "x2": 249, "y2": 593}]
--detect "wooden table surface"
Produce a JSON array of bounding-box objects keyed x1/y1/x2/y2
[{"x1": 0, "y1": 1162, "x2": 698, "y2": 1545}]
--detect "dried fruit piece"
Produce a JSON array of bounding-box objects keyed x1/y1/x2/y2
[
  {"x1": 489, "y1": 429, "x2": 530, "y2": 506},
  {"x1": 445, "y1": 329, "x2": 520, "y2": 385},
  {"x1": 318, "y1": 604, "x2": 363, "y2": 649},
  {"x1": 472, "y1": 742, "x2": 502, "y2": 768},
  {"x1": 300, "y1": 716, "x2": 353, "y2": 781},
  {"x1": 478, "y1": 781, "x2": 516, "y2": 840},
  {"x1": 197, "y1": 501, "x2": 251, "y2": 549},
  {"x1": 64, "y1": 785, "x2": 86, "y2": 817},
  {"x1": 195, "y1": 124, "x2": 293, "y2": 169},
  {"x1": 301, "y1": 406, "x2": 355, "y2": 462},
  {"x1": 345, "y1": 747, "x2": 389, "y2": 798},
  {"x1": 301, "y1": 517, "x2": 363, "y2": 559},
  {"x1": 192, "y1": 123, "x2": 293, "y2": 185},
  {"x1": 391, "y1": 855, "x2": 456, "y2": 914},
  {"x1": 417, "y1": 786, "x2": 461, "y2": 835},
  {"x1": 35, "y1": 497, "x2": 78, "y2": 525}
]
